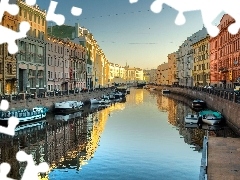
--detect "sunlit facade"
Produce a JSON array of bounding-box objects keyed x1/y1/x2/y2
[
  {"x1": 167, "y1": 52, "x2": 178, "y2": 85},
  {"x1": 192, "y1": 35, "x2": 210, "y2": 87},
  {"x1": 157, "y1": 62, "x2": 169, "y2": 85}
]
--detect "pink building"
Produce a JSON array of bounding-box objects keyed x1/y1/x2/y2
[{"x1": 210, "y1": 14, "x2": 240, "y2": 88}]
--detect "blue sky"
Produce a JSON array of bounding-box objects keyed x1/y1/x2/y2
[{"x1": 38, "y1": 0, "x2": 224, "y2": 69}]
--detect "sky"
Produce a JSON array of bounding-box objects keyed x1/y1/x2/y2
[{"x1": 37, "y1": 0, "x2": 224, "y2": 69}]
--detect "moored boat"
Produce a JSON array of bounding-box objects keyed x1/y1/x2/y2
[
  {"x1": 162, "y1": 89, "x2": 170, "y2": 95},
  {"x1": 184, "y1": 113, "x2": 199, "y2": 124},
  {"x1": 192, "y1": 99, "x2": 206, "y2": 109},
  {"x1": 54, "y1": 101, "x2": 83, "y2": 111},
  {"x1": 198, "y1": 110, "x2": 223, "y2": 125},
  {"x1": 90, "y1": 98, "x2": 100, "y2": 104},
  {"x1": 0, "y1": 106, "x2": 48, "y2": 124}
]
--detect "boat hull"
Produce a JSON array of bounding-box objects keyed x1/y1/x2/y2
[
  {"x1": 192, "y1": 100, "x2": 206, "y2": 109},
  {"x1": 162, "y1": 89, "x2": 170, "y2": 95},
  {"x1": 184, "y1": 114, "x2": 199, "y2": 124}
]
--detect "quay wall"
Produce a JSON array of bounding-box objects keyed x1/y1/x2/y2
[
  {"x1": 153, "y1": 86, "x2": 240, "y2": 135},
  {"x1": 8, "y1": 90, "x2": 111, "y2": 112}
]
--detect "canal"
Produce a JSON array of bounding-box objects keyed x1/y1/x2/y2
[{"x1": 0, "y1": 88, "x2": 238, "y2": 180}]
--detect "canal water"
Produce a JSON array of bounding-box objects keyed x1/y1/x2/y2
[{"x1": 0, "y1": 88, "x2": 238, "y2": 180}]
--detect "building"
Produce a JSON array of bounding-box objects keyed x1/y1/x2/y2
[
  {"x1": 0, "y1": 11, "x2": 18, "y2": 94},
  {"x1": 210, "y1": 14, "x2": 240, "y2": 88},
  {"x1": 167, "y1": 52, "x2": 178, "y2": 85},
  {"x1": 177, "y1": 27, "x2": 208, "y2": 86},
  {"x1": 125, "y1": 66, "x2": 144, "y2": 84},
  {"x1": 143, "y1": 69, "x2": 157, "y2": 84},
  {"x1": 17, "y1": 1, "x2": 47, "y2": 94},
  {"x1": 192, "y1": 34, "x2": 210, "y2": 87},
  {"x1": 157, "y1": 62, "x2": 169, "y2": 85}
]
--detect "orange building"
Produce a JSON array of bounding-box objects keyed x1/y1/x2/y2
[
  {"x1": 0, "y1": 12, "x2": 18, "y2": 94},
  {"x1": 210, "y1": 14, "x2": 240, "y2": 88}
]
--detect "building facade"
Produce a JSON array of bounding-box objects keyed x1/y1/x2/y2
[
  {"x1": 17, "y1": 1, "x2": 46, "y2": 94},
  {"x1": 157, "y1": 62, "x2": 169, "y2": 85},
  {"x1": 192, "y1": 35, "x2": 210, "y2": 87},
  {"x1": 0, "y1": 11, "x2": 18, "y2": 94},
  {"x1": 177, "y1": 27, "x2": 208, "y2": 86},
  {"x1": 210, "y1": 14, "x2": 240, "y2": 88},
  {"x1": 167, "y1": 52, "x2": 178, "y2": 85}
]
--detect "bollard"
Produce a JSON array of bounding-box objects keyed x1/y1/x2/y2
[
  {"x1": 44, "y1": 92, "x2": 47, "y2": 98},
  {"x1": 34, "y1": 92, "x2": 37, "y2": 99},
  {"x1": 233, "y1": 93, "x2": 236, "y2": 103}
]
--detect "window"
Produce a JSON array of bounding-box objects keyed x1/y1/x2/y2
[{"x1": 7, "y1": 64, "x2": 12, "y2": 74}]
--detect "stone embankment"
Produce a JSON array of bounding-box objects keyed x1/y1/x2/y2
[
  {"x1": 8, "y1": 89, "x2": 112, "y2": 112},
  {"x1": 152, "y1": 85, "x2": 240, "y2": 135}
]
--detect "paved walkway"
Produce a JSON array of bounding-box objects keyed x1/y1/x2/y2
[{"x1": 208, "y1": 137, "x2": 240, "y2": 180}]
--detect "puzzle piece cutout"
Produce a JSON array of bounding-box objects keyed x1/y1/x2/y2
[
  {"x1": 47, "y1": 1, "x2": 82, "y2": 26},
  {"x1": 0, "y1": 0, "x2": 19, "y2": 23},
  {"x1": 0, "y1": 100, "x2": 19, "y2": 136},
  {"x1": 129, "y1": 0, "x2": 240, "y2": 37},
  {"x1": 0, "y1": 163, "x2": 16, "y2": 180},
  {"x1": 0, "y1": 21, "x2": 30, "y2": 54},
  {"x1": 16, "y1": 151, "x2": 49, "y2": 180}
]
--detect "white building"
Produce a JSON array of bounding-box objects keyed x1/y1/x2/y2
[{"x1": 177, "y1": 27, "x2": 208, "y2": 86}]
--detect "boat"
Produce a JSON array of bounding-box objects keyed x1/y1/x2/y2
[
  {"x1": 162, "y1": 89, "x2": 170, "y2": 95},
  {"x1": 137, "y1": 83, "x2": 146, "y2": 89},
  {"x1": 192, "y1": 99, "x2": 206, "y2": 109},
  {"x1": 54, "y1": 111, "x2": 82, "y2": 121},
  {"x1": 15, "y1": 120, "x2": 47, "y2": 136},
  {"x1": 54, "y1": 101, "x2": 84, "y2": 111},
  {"x1": 149, "y1": 87, "x2": 156, "y2": 91},
  {"x1": 0, "y1": 106, "x2": 48, "y2": 124},
  {"x1": 114, "y1": 92, "x2": 123, "y2": 99},
  {"x1": 90, "y1": 98, "x2": 100, "y2": 104},
  {"x1": 126, "y1": 87, "x2": 130, "y2": 94},
  {"x1": 184, "y1": 113, "x2": 199, "y2": 124},
  {"x1": 198, "y1": 110, "x2": 223, "y2": 125},
  {"x1": 99, "y1": 99, "x2": 111, "y2": 105}
]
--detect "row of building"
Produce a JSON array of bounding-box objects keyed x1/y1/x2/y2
[
  {"x1": 1, "y1": 0, "x2": 149, "y2": 95},
  {"x1": 156, "y1": 14, "x2": 240, "y2": 89}
]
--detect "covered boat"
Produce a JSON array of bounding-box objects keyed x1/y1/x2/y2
[
  {"x1": 198, "y1": 110, "x2": 223, "y2": 125},
  {"x1": 192, "y1": 99, "x2": 206, "y2": 109}
]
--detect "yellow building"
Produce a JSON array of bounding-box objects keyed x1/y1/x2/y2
[
  {"x1": 167, "y1": 52, "x2": 178, "y2": 85},
  {"x1": 157, "y1": 62, "x2": 169, "y2": 85},
  {"x1": 0, "y1": 11, "x2": 18, "y2": 94},
  {"x1": 192, "y1": 35, "x2": 210, "y2": 87}
]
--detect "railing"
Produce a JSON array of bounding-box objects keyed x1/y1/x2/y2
[
  {"x1": 199, "y1": 136, "x2": 208, "y2": 180},
  {"x1": 157, "y1": 84, "x2": 240, "y2": 104},
  {"x1": 0, "y1": 87, "x2": 114, "y2": 102}
]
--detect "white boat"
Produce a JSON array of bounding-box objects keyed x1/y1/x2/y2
[
  {"x1": 114, "y1": 92, "x2": 123, "y2": 99},
  {"x1": 55, "y1": 101, "x2": 77, "y2": 109},
  {"x1": 184, "y1": 113, "x2": 199, "y2": 124},
  {"x1": 149, "y1": 87, "x2": 156, "y2": 91},
  {"x1": 109, "y1": 93, "x2": 115, "y2": 100},
  {"x1": 102, "y1": 95, "x2": 110, "y2": 100},
  {"x1": 0, "y1": 106, "x2": 48, "y2": 124},
  {"x1": 162, "y1": 89, "x2": 170, "y2": 95},
  {"x1": 90, "y1": 98, "x2": 100, "y2": 104},
  {"x1": 99, "y1": 99, "x2": 111, "y2": 104},
  {"x1": 54, "y1": 111, "x2": 82, "y2": 121},
  {"x1": 199, "y1": 110, "x2": 223, "y2": 125}
]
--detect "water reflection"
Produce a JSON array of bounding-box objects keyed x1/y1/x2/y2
[
  {"x1": 0, "y1": 98, "x2": 126, "y2": 180},
  {"x1": 156, "y1": 92, "x2": 239, "y2": 152}
]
